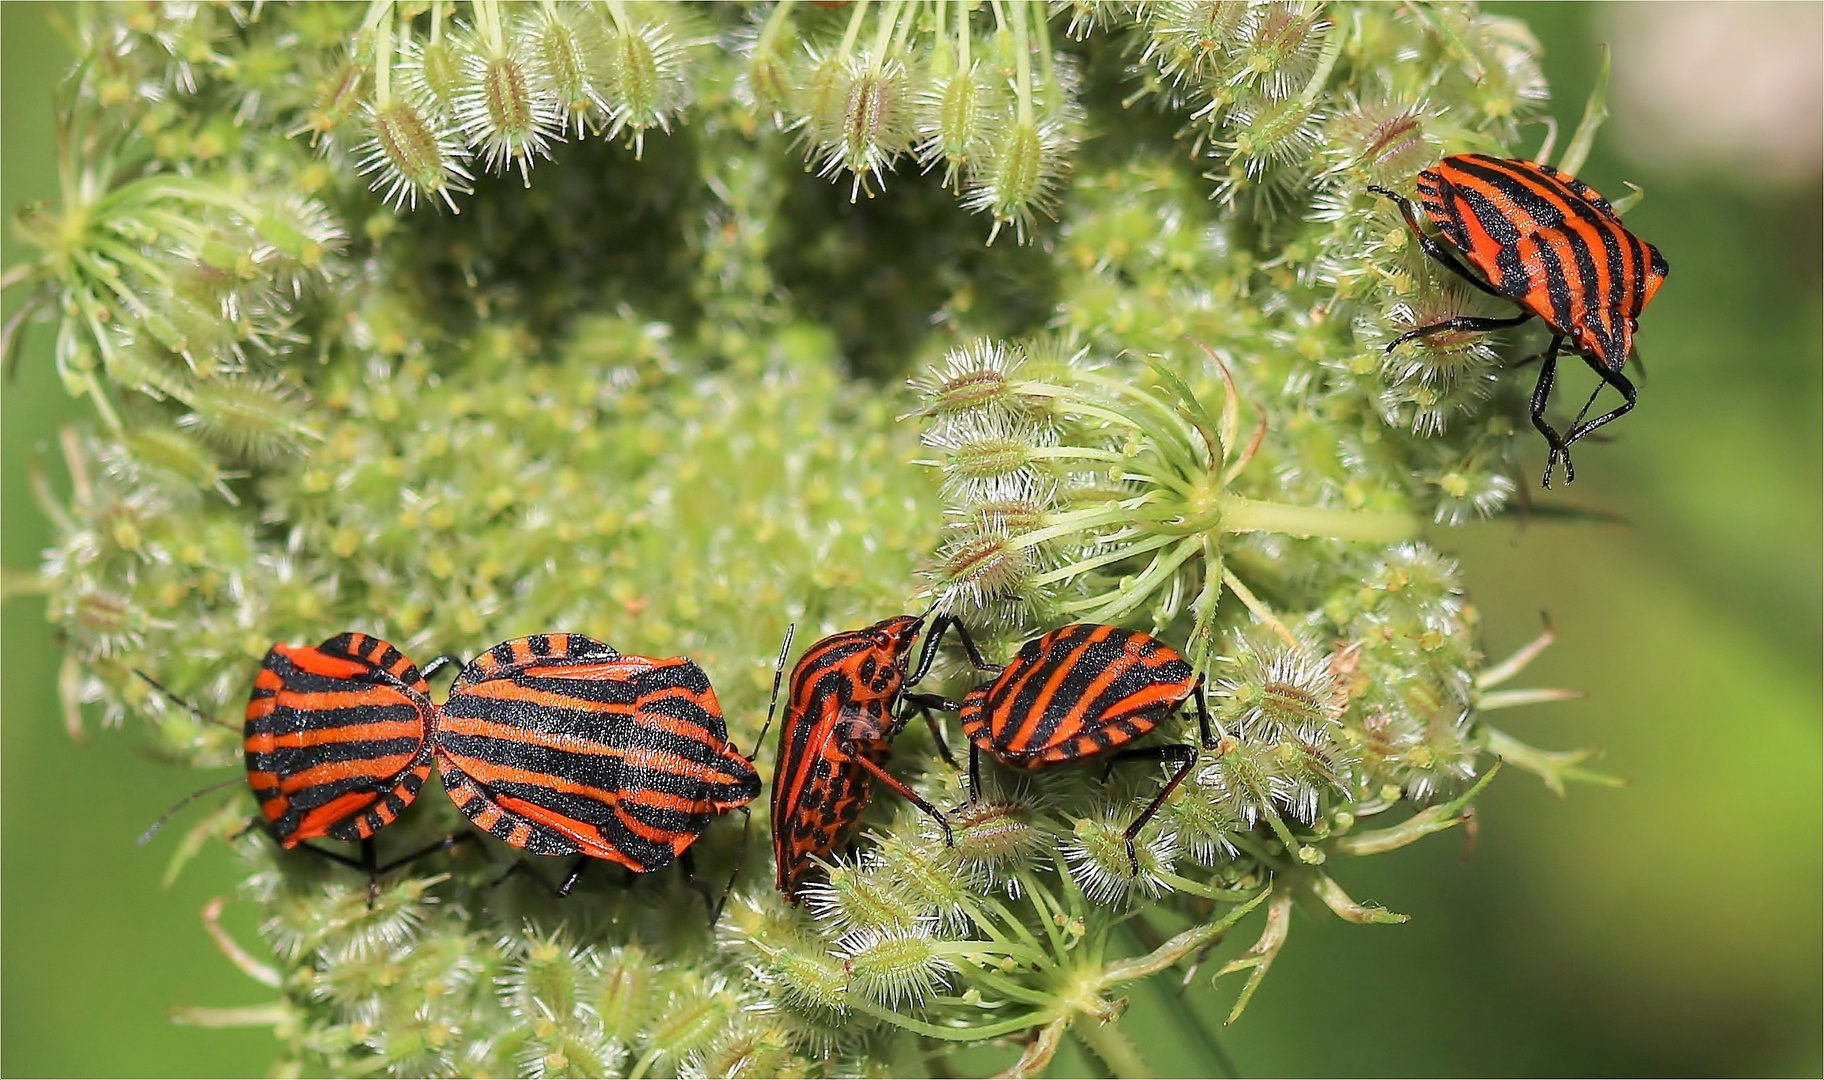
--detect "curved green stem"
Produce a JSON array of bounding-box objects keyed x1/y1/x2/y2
[
  {"x1": 1074, "y1": 1016, "x2": 1150, "y2": 1080},
  {"x1": 1073, "y1": 536, "x2": 1200, "y2": 623},
  {"x1": 846, "y1": 996, "x2": 1054, "y2": 1041},
  {"x1": 1032, "y1": 532, "x2": 1177, "y2": 589}
]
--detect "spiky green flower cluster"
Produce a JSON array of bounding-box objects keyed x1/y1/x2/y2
[{"x1": 10, "y1": 3, "x2": 1628, "y2": 1076}]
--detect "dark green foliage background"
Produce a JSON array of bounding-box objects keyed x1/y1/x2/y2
[{"x1": 3, "y1": 4, "x2": 1818, "y2": 1076}]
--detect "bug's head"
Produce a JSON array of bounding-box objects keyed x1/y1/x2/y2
[{"x1": 848, "y1": 614, "x2": 924, "y2": 696}]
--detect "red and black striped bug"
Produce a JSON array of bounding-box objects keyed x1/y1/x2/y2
[
  {"x1": 770, "y1": 613, "x2": 991, "y2": 901},
  {"x1": 434, "y1": 633, "x2": 763, "y2": 911},
  {"x1": 916, "y1": 623, "x2": 1215, "y2": 874},
  {"x1": 137, "y1": 631, "x2": 464, "y2": 888},
  {"x1": 1370, "y1": 154, "x2": 1669, "y2": 487}
]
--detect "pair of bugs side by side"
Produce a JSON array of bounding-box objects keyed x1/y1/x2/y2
[
  {"x1": 141, "y1": 611, "x2": 1211, "y2": 914},
  {"x1": 1374, "y1": 153, "x2": 1668, "y2": 488},
  {"x1": 142, "y1": 630, "x2": 772, "y2": 920}
]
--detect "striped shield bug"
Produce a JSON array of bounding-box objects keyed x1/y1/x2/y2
[
  {"x1": 1370, "y1": 154, "x2": 1669, "y2": 486},
  {"x1": 914, "y1": 623, "x2": 1215, "y2": 874},
  {"x1": 434, "y1": 633, "x2": 761, "y2": 908},
  {"x1": 770, "y1": 612, "x2": 991, "y2": 901},
  {"x1": 137, "y1": 631, "x2": 464, "y2": 891}
]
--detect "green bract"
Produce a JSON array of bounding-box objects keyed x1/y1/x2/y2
[{"x1": 9, "y1": 3, "x2": 1625, "y2": 1076}]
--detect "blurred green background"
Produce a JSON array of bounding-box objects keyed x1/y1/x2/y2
[{"x1": 4, "y1": 4, "x2": 1818, "y2": 1076}]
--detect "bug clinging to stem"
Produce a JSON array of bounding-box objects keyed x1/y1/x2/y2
[{"x1": 1371, "y1": 153, "x2": 1668, "y2": 487}]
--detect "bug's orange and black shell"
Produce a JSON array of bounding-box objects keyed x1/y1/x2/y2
[
  {"x1": 770, "y1": 615, "x2": 923, "y2": 900},
  {"x1": 244, "y1": 632, "x2": 437, "y2": 847},
  {"x1": 960, "y1": 624, "x2": 1197, "y2": 768},
  {"x1": 1414, "y1": 154, "x2": 1668, "y2": 370},
  {"x1": 435, "y1": 633, "x2": 757, "y2": 873}
]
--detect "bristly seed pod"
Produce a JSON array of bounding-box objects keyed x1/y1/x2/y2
[
  {"x1": 832, "y1": 922, "x2": 953, "y2": 1008},
  {"x1": 1228, "y1": 1, "x2": 1330, "y2": 101},
  {"x1": 906, "y1": 338, "x2": 1032, "y2": 420},
  {"x1": 915, "y1": 60, "x2": 997, "y2": 192},
  {"x1": 1062, "y1": 812, "x2": 1176, "y2": 906},
  {"x1": 524, "y1": 5, "x2": 610, "y2": 138},
  {"x1": 453, "y1": 24, "x2": 563, "y2": 183},
  {"x1": 357, "y1": 98, "x2": 474, "y2": 211},
  {"x1": 964, "y1": 116, "x2": 1076, "y2": 245},
  {"x1": 599, "y1": 8, "x2": 695, "y2": 159},
  {"x1": 809, "y1": 53, "x2": 913, "y2": 200}
]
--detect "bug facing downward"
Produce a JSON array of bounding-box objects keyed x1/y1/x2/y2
[{"x1": 1371, "y1": 153, "x2": 1668, "y2": 487}]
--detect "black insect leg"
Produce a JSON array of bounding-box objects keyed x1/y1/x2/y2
[
  {"x1": 1366, "y1": 185, "x2": 1508, "y2": 300},
  {"x1": 1530, "y1": 338, "x2": 1574, "y2": 488},
  {"x1": 1190, "y1": 680, "x2": 1216, "y2": 750},
  {"x1": 487, "y1": 854, "x2": 591, "y2": 898},
  {"x1": 849, "y1": 752, "x2": 954, "y2": 846},
  {"x1": 678, "y1": 849, "x2": 720, "y2": 926},
  {"x1": 1099, "y1": 743, "x2": 1192, "y2": 783},
  {"x1": 705, "y1": 808, "x2": 753, "y2": 928},
  {"x1": 374, "y1": 833, "x2": 465, "y2": 875},
  {"x1": 1563, "y1": 358, "x2": 1638, "y2": 452},
  {"x1": 907, "y1": 614, "x2": 1001, "y2": 687},
  {"x1": 1117, "y1": 744, "x2": 1201, "y2": 875},
  {"x1": 291, "y1": 839, "x2": 371, "y2": 873},
  {"x1": 900, "y1": 691, "x2": 964, "y2": 770},
  {"x1": 556, "y1": 855, "x2": 592, "y2": 896},
  {"x1": 1385, "y1": 311, "x2": 1535, "y2": 355}
]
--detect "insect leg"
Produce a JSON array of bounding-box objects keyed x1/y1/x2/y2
[
  {"x1": 1192, "y1": 679, "x2": 1216, "y2": 750},
  {"x1": 290, "y1": 840, "x2": 371, "y2": 872},
  {"x1": 900, "y1": 691, "x2": 964, "y2": 770},
  {"x1": 848, "y1": 753, "x2": 953, "y2": 846},
  {"x1": 1563, "y1": 359, "x2": 1638, "y2": 450},
  {"x1": 486, "y1": 856, "x2": 589, "y2": 898},
  {"x1": 908, "y1": 615, "x2": 1002, "y2": 687},
  {"x1": 1098, "y1": 743, "x2": 1189, "y2": 784},
  {"x1": 1366, "y1": 185, "x2": 1507, "y2": 299},
  {"x1": 708, "y1": 807, "x2": 753, "y2": 927},
  {"x1": 1385, "y1": 311, "x2": 1534, "y2": 355},
  {"x1": 677, "y1": 848, "x2": 720, "y2": 923},
  {"x1": 1121, "y1": 745, "x2": 1200, "y2": 875},
  {"x1": 374, "y1": 832, "x2": 465, "y2": 875},
  {"x1": 1530, "y1": 339, "x2": 1573, "y2": 488}
]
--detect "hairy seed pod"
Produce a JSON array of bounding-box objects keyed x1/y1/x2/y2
[
  {"x1": 964, "y1": 117, "x2": 1075, "y2": 244},
  {"x1": 600, "y1": 11, "x2": 694, "y2": 158},
  {"x1": 525, "y1": 5, "x2": 609, "y2": 137},
  {"x1": 358, "y1": 98, "x2": 473, "y2": 211},
  {"x1": 915, "y1": 61, "x2": 997, "y2": 191},
  {"x1": 907, "y1": 338, "x2": 1029, "y2": 419},
  {"x1": 810, "y1": 54, "x2": 913, "y2": 200},
  {"x1": 801, "y1": 856, "x2": 933, "y2": 932},
  {"x1": 1062, "y1": 812, "x2": 1176, "y2": 906},
  {"x1": 833, "y1": 923, "x2": 952, "y2": 1008},
  {"x1": 1229, "y1": 1, "x2": 1330, "y2": 101},
  {"x1": 454, "y1": 27, "x2": 563, "y2": 182}
]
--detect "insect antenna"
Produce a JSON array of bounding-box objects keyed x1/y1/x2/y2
[
  {"x1": 749, "y1": 623, "x2": 795, "y2": 760},
  {"x1": 136, "y1": 776, "x2": 244, "y2": 845},
  {"x1": 133, "y1": 669, "x2": 241, "y2": 732}
]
